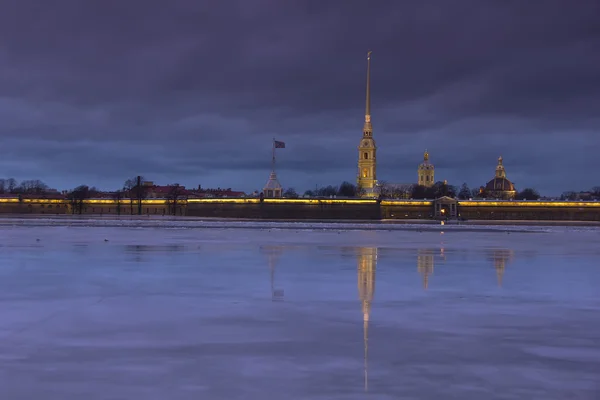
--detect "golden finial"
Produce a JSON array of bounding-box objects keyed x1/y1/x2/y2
[{"x1": 424, "y1": 150, "x2": 429, "y2": 162}]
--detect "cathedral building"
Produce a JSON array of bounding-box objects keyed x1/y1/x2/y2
[
  {"x1": 417, "y1": 150, "x2": 435, "y2": 188},
  {"x1": 483, "y1": 156, "x2": 517, "y2": 199},
  {"x1": 357, "y1": 51, "x2": 377, "y2": 198}
]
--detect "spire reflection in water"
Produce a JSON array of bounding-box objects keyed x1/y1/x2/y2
[
  {"x1": 260, "y1": 245, "x2": 285, "y2": 301},
  {"x1": 417, "y1": 249, "x2": 435, "y2": 289},
  {"x1": 356, "y1": 246, "x2": 377, "y2": 392},
  {"x1": 487, "y1": 249, "x2": 514, "y2": 287}
]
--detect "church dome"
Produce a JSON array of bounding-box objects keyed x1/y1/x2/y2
[
  {"x1": 484, "y1": 156, "x2": 516, "y2": 194},
  {"x1": 485, "y1": 177, "x2": 515, "y2": 192}
]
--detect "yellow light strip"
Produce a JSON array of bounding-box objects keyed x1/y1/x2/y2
[
  {"x1": 1, "y1": 196, "x2": 599, "y2": 208},
  {"x1": 22, "y1": 199, "x2": 64, "y2": 204},
  {"x1": 187, "y1": 198, "x2": 379, "y2": 205},
  {"x1": 84, "y1": 199, "x2": 169, "y2": 205},
  {"x1": 264, "y1": 198, "x2": 378, "y2": 205},
  {"x1": 380, "y1": 200, "x2": 433, "y2": 206},
  {"x1": 187, "y1": 198, "x2": 259, "y2": 204},
  {"x1": 458, "y1": 201, "x2": 600, "y2": 207}
]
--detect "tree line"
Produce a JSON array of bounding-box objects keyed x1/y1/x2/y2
[
  {"x1": 4, "y1": 176, "x2": 600, "y2": 204},
  {"x1": 560, "y1": 187, "x2": 600, "y2": 201},
  {"x1": 66, "y1": 176, "x2": 185, "y2": 216},
  {"x1": 292, "y1": 181, "x2": 547, "y2": 201},
  {"x1": 0, "y1": 178, "x2": 49, "y2": 194}
]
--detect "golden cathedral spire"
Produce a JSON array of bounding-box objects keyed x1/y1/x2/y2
[
  {"x1": 364, "y1": 51, "x2": 372, "y2": 132},
  {"x1": 357, "y1": 52, "x2": 377, "y2": 196}
]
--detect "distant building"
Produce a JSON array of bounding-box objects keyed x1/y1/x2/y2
[
  {"x1": 417, "y1": 150, "x2": 435, "y2": 188},
  {"x1": 483, "y1": 156, "x2": 517, "y2": 199},
  {"x1": 145, "y1": 184, "x2": 192, "y2": 199},
  {"x1": 138, "y1": 184, "x2": 245, "y2": 199},
  {"x1": 197, "y1": 187, "x2": 245, "y2": 198}
]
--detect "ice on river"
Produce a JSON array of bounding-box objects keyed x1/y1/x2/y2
[{"x1": 0, "y1": 217, "x2": 599, "y2": 399}]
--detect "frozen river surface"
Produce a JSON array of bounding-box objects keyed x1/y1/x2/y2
[{"x1": 0, "y1": 218, "x2": 599, "y2": 399}]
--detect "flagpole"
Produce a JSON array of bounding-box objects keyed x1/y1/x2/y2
[{"x1": 272, "y1": 138, "x2": 276, "y2": 172}]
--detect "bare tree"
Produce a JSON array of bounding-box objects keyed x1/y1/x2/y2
[
  {"x1": 337, "y1": 181, "x2": 358, "y2": 197},
  {"x1": 315, "y1": 185, "x2": 338, "y2": 197},
  {"x1": 112, "y1": 190, "x2": 124, "y2": 215},
  {"x1": 516, "y1": 188, "x2": 541, "y2": 200},
  {"x1": 283, "y1": 187, "x2": 298, "y2": 198},
  {"x1": 376, "y1": 181, "x2": 392, "y2": 198},
  {"x1": 0, "y1": 179, "x2": 5, "y2": 194},
  {"x1": 165, "y1": 184, "x2": 186, "y2": 216},
  {"x1": 17, "y1": 179, "x2": 49, "y2": 194},
  {"x1": 6, "y1": 178, "x2": 18, "y2": 193},
  {"x1": 458, "y1": 183, "x2": 471, "y2": 200},
  {"x1": 67, "y1": 185, "x2": 90, "y2": 215},
  {"x1": 123, "y1": 178, "x2": 136, "y2": 215},
  {"x1": 394, "y1": 184, "x2": 412, "y2": 199},
  {"x1": 123, "y1": 176, "x2": 147, "y2": 215}
]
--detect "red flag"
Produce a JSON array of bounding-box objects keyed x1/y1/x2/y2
[{"x1": 274, "y1": 140, "x2": 285, "y2": 149}]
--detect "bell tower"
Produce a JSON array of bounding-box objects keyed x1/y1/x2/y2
[
  {"x1": 417, "y1": 150, "x2": 435, "y2": 188},
  {"x1": 357, "y1": 51, "x2": 377, "y2": 197}
]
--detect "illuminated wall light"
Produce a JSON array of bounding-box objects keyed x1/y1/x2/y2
[
  {"x1": 458, "y1": 201, "x2": 600, "y2": 208},
  {"x1": 1, "y1": 196, "x2": 599, "y2": 209}
]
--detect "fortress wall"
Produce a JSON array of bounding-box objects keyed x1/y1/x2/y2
[
  {"x1": 185, "y1": 199, "x2": 381, "y2": 220},
  {"x1": 0, "y1": 198, "x2": 174, "y2": 216},
  {"x1": 69, "y1": 201, "x2": 174, "y2": 216},
  {"x1": 457, "y1": 202, "x2": 600, "y2": 221},
  {"x1": 0, "y1": 199, "x2": 69, "y2": 214},
  {"x1": 380, "y1": 201, "x2": 433, "y2": 219},
  {"x1": 2, "y1": 197, "x2": 600, "y2": 221}
]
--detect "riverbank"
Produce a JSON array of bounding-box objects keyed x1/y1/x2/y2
[{"x1": 1, "y1": 214, "x2": 600, "y2": 228}]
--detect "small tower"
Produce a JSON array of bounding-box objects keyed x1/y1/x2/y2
[
  {"x1": 357, "y1": 247, "x2": 377, "y2": 392},
  {"x1": 263, "y1": 172, "x2": 282, "y2": 198},
  {"x1": 495, "y1": 156, "x2": 506, "y2": 179},
  {"x1": 417, "y1": 150, "x2": 435, "y2": 188},
  {"x1": 357, "y1": 51, "x2": 377, "y2": 197}
]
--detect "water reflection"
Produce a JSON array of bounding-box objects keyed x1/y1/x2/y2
[
  {"x1": 417, "y1": 249, "x2": 435, "y2": 289},
  {"x1": 123, "y1": 244, "x2": 186, "y2": 253},
  {"x1": 356, "y1": 247, "x2": 377, "y2": 392},
  {"x1": 260, "y1": 246, "x2": 285, "y2": 301},
  {"x1": 487, "y1": 249, "x2": 514, "y2": 287}
]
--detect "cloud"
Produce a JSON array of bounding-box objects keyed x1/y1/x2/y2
[{"x1": 0, "y1": 0, "x2": 599, "y2": 194}]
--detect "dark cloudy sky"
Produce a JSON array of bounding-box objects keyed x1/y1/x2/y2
[{"x1": 1, "y1": 0, "x2": 599, "y2": 195}]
